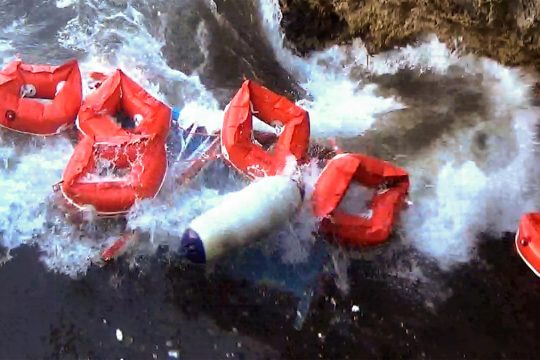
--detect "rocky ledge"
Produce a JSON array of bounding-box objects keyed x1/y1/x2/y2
[{"x1": 279, "y1": 0, "x2": 540, "y2": 70}]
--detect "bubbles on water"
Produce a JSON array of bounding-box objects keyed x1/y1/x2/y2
[{"x1": 0, "y1": 136, "x2": 71, "y2": 248}]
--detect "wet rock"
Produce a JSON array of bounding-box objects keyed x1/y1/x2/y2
[
  {"x1": 279, "y1": 0, "x2": 348, "y2": 54},
  {"x1": 163, "y1": 3, "x2": 207, "y2": 75},
  {"x1": 164, "y1": 0, "x2": 307, "y2": 106},
  {"x1": 279, "y1": 0, "x2": 540, "y2": 70}
]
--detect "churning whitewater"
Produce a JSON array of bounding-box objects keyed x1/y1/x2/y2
[{"x1": 0, "y1": 0, "x2": 538, "y2": 281}]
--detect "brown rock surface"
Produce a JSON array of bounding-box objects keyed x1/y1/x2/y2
[{"x1": 279, "y1": 0, "x2": 540, "y2": 70}]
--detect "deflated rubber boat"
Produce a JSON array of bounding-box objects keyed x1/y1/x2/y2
[
  {"x1": 60, "y1": 134, "x2": 167, "y2": 215},
  {"x1": 221, "y1": 80, "x2": 310, "y2": 178},
  {"x1": 516, "y1": 213, "x2": 540, "y2": 277},
  {"x1": 77, "y1": 69, "x2": 171, "y2": 140},
  {"x1": 312, "y1": 153, "x2": 410, "y2": 247},
  {"x1": 0, "y1": 59, "x2": 82, "y2": 135}
]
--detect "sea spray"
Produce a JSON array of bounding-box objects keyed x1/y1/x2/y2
[
  {"x1": 257, "y1": 0, "x2": 405, "y2": 139},
  {"x1": 260, "y1": 0, "x2": 540, "y2": 273}
]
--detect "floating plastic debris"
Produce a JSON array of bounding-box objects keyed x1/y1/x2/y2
[
  {"x1": 116, "y1": 328, "x2": 123, "y2": 342},
  {"x1": 294, "y1": 289, "x2": 314, "y2": 330}
]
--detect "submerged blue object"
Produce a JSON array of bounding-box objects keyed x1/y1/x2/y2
[
  {"x1": 180, "y1": 228, "x2": 206, "y2": 264},
  {"x1": 171, "y1": 107, "x2": 180, "y2": 122},
  {"x1": 220, "y1": 238, "x2": 330, "y2": 298},
  {"x1": 166, "y1": 121, "x2": 216, "y2": 162}
]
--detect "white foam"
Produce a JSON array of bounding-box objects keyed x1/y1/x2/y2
[
  {"x1": 0, "y1": 41, "x2": 14, "y2": 67},
  {"x1": 0, "y1": 0, "x2": 226, "y2": 276},
  {"x1": 260, "y1": 0, "x2": 540, "y2": 272},
  {"x1": 177, "y1": 102, "x2": 223, "y2": 134},
  {"x1": 56, "y1": 0, "x2": 76, "y2": 8},
  {"x1": 0, "y1": 20, "x2": 18, "y2": 66},
  {"x1": 127, "y1": 179, "x2": 236, "y2": 252},
  {"x1": 257, "y1": 0, "x2": 404, "y2": 139},
  {"x1": 0, "y1": 137, "x2": 72, "y2": 249},
  {"x1": 403, "y1": 161, "x2": 489, "y2": 266},
  {"x1": 58, "y1": 1, "x2": 219, "y2": 109},
  {"x1": 367, "y1": 35, "x2": 463, "y2": 75},
  {"x1": 0, "y1": 135, "x2": 126, "y2": 277},
  {"x1": 402, "y1": 109, "x2": 539, "y2": 268}
]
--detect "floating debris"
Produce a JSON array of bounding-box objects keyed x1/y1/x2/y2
[
  {"x1": 116, "y1": 328, "x2": 123, "y2": 342},
  {"x1": 168, "y1": 350, "x2": 179, "y2": 359},
  {"x1": 294, "y1": 289, "x2": 314, "y2": 330},
  {"x1": 351, "y1": 305, "x2": 360, "y2": 313}
]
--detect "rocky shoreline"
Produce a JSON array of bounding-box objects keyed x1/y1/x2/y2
[{"x1": 279, "y1": 0, "x2": 540, "y2": 71}]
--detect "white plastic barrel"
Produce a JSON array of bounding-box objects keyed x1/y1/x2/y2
[{"x1": 180, "y1": 175, "x2": 303, "y2": 263}]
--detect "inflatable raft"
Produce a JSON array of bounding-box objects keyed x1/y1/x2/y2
[
  {"x1": 312, "y1": 153, "x2": 409, "y2": 247},
  {"x1": 0, "y1": 59, "x2": 82, "y2": 135},
  {"x1": 99, "y1": 124, "x2": 221, "y2": 260},
  {"x1": 516, "y1": 213, "x2": 540, "y2": 277},
  {"x1": 221, "y1": 80, "x2": 310, "y2": 178},
  {"x1": 60, "y1": 134, "x2": 167, "y2": 215},
  {"x1": 77, "y1": 69, "x2": 171, "y2": 140}
]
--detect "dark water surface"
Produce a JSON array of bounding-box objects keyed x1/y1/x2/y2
[{"x1": 2, "y1": 236, "x2": 540, "y2": 359}]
